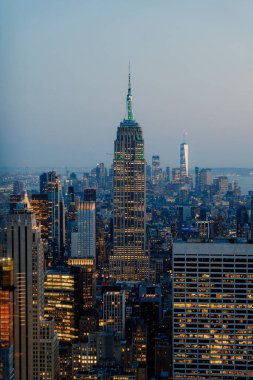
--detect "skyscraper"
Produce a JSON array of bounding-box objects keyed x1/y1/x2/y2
[
  {"x1": 151, "y1": 155, "x2": 162, "y2": 184},
  {"x1": 180, "y1": 142, "x2": 189, "y2": 179},
  {"x1": 77, "y1": 189, "x2": 96, "y2": 259},
  {"x1": 44, "y1": 267, "x2": 83, "y2": 342},
  {"x1": 173, "y1": 242, "x2": 253, "y2": 379},
  {"x1": 102, "y1": 290, "x2": 126, "y2": 339},
  {"x1": 31, "y1": 194, "x2": 49, "y2": 240},
  {"x1": 109, "y1": 68, "x2": 149, "y2": 281},
  {"x1": 40, "y1": 171, "x2": 65, "y2": 259},
  {"x1": 7, "y1": 194, "x2": 59, "y2": 380},
  {"x1": 7, "y1": 195, "x2": 44, "y2": 379},
  {"x1": 199, "y1": 168, "x2": 212, "y2": 191}
]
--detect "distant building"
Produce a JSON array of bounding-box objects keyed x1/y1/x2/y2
[
  {"x1": 96, "y1": 163, "x2": 107, "y2": 188},
  {"x1": 31, "y1": 194, "x2": 49, "y2": 240},
  {"x1": 9, "y1": 194, "x2": 21, "y2": 214},
  {"x1": 103, "y1": 290, "x2": 126, "y2": 339},
  {"x1": 194, "y1": 166, "x2": 200, "y2": 192},
  {"x1": 165, "y1": 166, "x2": 171, "y2": 183},
  {"x1": 40, "y1": 171, "x2": 65, "y2": 258},
  {"x1": 172, "y1": 168, "x2": 181, "y2": 183},
  {"x1": 236, "y1": 205, "x2": 249, "y2": 238},
  {"x1": 71, "y1": 231, "x2": 78, "y2": 256},
  {"x1": 77, "y1": 189, "x2": 96, "y2": 259},
  {"x1": 180, "y1": 142, "x2": 189, "y2": 178},
  {"x1": 196, "y1": 220, "x2": 213, "y2": 239},
  {"x1": 152, "y1": 155, "x2": 162, "y2": 184},
  {"x1": 199, "y1": 168, "x2": 212, "y2": 191},
  {"x1": 13, "y1": 181, "x2": 24, "y2": 196},
  {"x1": 213, "y1": 175, "x2": 229, "y2": 194}
]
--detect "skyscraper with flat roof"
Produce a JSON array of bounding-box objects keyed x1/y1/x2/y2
[
  {"x1": 103, "y1": 290, "x2": 126, "y2": 339},
  {"x1": 77, "y1": 189, "x2": 96, "y2": 259},
  {"x1": 44, "y1": 266, "x2": 87, "y2": 343},
  {"x1": 109, "y1": 68, "x2": 149, "y2": 281},
  {"x1": 173, "y1": 242, "x2": 253, "y2": 379}
]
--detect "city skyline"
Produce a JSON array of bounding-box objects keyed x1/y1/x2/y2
[
  {"x1": 2, "y1": 3, "x2": 253, "y2": 377},
  {"x1": 1, "y1": 103, "x2": 253, "y2": 378},
  {"x1": 1, "y1": 1, "x2": 253, "y2": 168}
]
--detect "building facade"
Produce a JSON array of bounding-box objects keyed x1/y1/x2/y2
[
  {"x1": 102, "y1": 290, "x2": 126, "y2": 339},
  {"x1": 173, "y1": 242, "x2": 253, "y2": 379},
  {"x1": 44, "y1": 267, "x2": 84, "y2": 342}
]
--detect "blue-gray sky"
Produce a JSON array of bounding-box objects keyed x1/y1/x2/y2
[{"x1": 1, "y1": 0, "x2": 253, "y2": 169}]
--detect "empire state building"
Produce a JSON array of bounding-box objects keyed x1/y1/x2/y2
[{"x1": 109, "y1": 69, "x2": 149, "y2": 281}]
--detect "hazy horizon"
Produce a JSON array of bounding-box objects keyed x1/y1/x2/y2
[{"x1": 1, "y1": 1, "x2": 253, "y2": 168}]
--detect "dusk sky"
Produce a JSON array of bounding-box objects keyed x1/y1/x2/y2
[{"x1": 1, "y1": 1, "x2": 253, "y2": 169}]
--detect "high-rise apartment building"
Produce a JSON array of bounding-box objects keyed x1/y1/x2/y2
[
  {"x1": 173, "y1": 242, "x2": 253, "y2": 379},
  {"x1": 180, "y1": 142, "x2": 189, "y2": 179},
  {"x1": 109, "y1": 69, "x2": 149, "y2": 281},
  {"x1": 7, "y1": 195, "x2": 58, "y2": 380},
  {"x1": 77, "y1": 189, "x2": 96, "y2": 259}
]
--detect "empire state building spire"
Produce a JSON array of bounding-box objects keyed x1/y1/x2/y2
[{"x1": 126, "y1": 63, "x2": 134, "y2": 122}]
